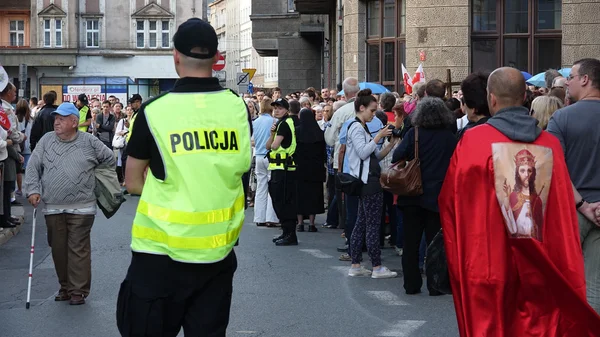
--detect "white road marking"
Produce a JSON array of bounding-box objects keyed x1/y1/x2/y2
[
  {"x1": 377, "y1": 320, "x2": 426, "y2": 337},
  {"x1": 299, "y1": 249, "x2": 333, "y2": 259},
  {"x1": 366, "y1": 291, "x2": 409, "y2": 306}
]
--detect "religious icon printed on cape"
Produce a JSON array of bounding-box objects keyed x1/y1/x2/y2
[{"x1": 492, "y1": 143, "x2": 552, "y2": 241}]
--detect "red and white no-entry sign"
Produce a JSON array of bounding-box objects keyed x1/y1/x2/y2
[{"x1": 213, "y1": 53, "x2": 225, "y2": 71}]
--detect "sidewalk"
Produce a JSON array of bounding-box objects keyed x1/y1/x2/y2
[{"x1": 0, "y1": 205, "x2": 26, "y2": 246}]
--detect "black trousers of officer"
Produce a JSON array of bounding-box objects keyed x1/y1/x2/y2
[
  {"x1": 116, "y1": 251, "x2": 237, "y2": 337},
  {"x1": 268, "y1": 169, "x2": 297, "y2": 236}
]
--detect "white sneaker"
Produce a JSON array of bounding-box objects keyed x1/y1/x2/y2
[
  {"x1": 371, "y1": 266, "x2": 398, "y2": 279},
  {"x1": 348, "y1": 266, "x2": 372, "y2": 277}
]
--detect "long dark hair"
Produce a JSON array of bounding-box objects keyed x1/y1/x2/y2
[
  {"x1": 514, "y1": 165, "x2": 538, "y2": 196},
  {"x1": 16, "y1": 99, "x2": 31, "y2": 122}
]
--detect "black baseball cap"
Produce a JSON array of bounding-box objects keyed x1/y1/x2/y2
[
  {"x1": 271, "y1": 98, "x2": 289, "y2": 110},
  {"x1": 129, "y1": 94, "x2": 143, "y2": 104},
  {"x1": 173, "y1": 18, "x2": 218, "y2": 59},
  {"x1": 77, "y1": 94, "x2": 89, "y2": 105}
]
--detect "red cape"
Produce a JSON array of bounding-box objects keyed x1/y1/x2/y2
[{"x1": 439, "y1": 124, "x2": 600, "y2": 337}]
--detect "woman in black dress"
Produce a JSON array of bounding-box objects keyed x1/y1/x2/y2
[{"x1": 295, "y1": 108, "x2": 326, "y2": 232}]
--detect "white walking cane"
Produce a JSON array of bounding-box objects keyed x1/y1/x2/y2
[{"x1": 26, "y1": 208, "x2": 37, "y2": 309}]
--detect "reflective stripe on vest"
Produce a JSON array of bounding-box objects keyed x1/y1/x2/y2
[
  {"x1": 78, "y1": 105, "x2": 89, "y2": 132},
  {"x1": 268, "y1": 117, "x2": 296, "y2": 171},
  {"x1": 131, "y1": 90, "x2": 252, "y2": 263},
  {"x1": 126, "y1": 112, "x2": 137, "y2": 143}
]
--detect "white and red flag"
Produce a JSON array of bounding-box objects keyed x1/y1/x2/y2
[
  {"x1": 412, "y1": 63, "x2": 426, "y2": 84},
  {"x1": 402, "y1": 63, "x2": 413, "y2": 94}
]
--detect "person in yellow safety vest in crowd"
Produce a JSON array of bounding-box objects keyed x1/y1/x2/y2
[
  {"x1": 267, "y1": 98, "x2": 300, "y2": 246},
  {"x1": 74, "y1": 93, "x2": 92, "y2": 132},
  {"x1": 126, "y1": 94, "x2": 142, "y2": 143},
  {"x1": 116, "y1": 18, "x2": 252, "y2": 337}
]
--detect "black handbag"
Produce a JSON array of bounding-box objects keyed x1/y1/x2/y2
[
  {"x1": 426, "y1": 229, "x2": 452, "y2": 294},
  {"x1": 336, "y1": 163, "x2": 363, "y2": 196}
]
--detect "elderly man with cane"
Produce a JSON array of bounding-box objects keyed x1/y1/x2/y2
[{"x1": 24, "y1": 102, "x2": 114, "y2": 305}]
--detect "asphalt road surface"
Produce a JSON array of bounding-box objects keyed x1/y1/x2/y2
[{"x1": 0, "y1": 198, "x2": 459, "y2": 337}]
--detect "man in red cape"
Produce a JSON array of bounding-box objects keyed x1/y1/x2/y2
[{"x1": 439, "y1": 67, "x2": 600, "y2": 336}]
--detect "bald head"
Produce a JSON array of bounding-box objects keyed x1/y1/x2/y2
[{"x1": 487, "y1": 67, "x2": 526, "y2": 115}]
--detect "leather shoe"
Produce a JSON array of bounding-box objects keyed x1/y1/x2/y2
[
  {"x1": 10, "y1": 216, "x2": 22, "y2": 224},
  {"x1": 272, "y1": 234, "x2": 285, "y2": 243},
  {"x1": 308, "y1": 225, "x2": 318, "y2": 232},
  {"x1": 296, "y1": 224, "x2": 304, "y2": 232},
  {"x1": 323, "y1": 223, "x2": 338, "y2": 229},
  {"x1": 275, "y1": 234, "x2": 298, "y2": 246},
  {"x1": 69, "y1": 294, "x2": 85, "y2": 305},
  {"x1": 55, "y1": 290, "x2": 69, "y2": 301},
  {"x1": 3, "y1": 222, "x2": 17, "y2": 228},
  {"x1": 256, "y1": 223, "x2": 267, "y2": 227}
]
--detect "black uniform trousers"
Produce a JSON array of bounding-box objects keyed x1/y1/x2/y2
[
  {"x1": 116, "y1": 251, "x2": 237, "y2": 337},
  {"x1": 268, "y1": 169, "x2": 297, "y2": 236},
  {"x1": 401, "y1": 206, "x2": 441, "y2": 294}
]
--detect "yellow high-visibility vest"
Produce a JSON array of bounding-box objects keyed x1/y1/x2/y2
[
  {"x1": 78, "y1": 105, "x2": 89, "y2": 132},
  {"x1": 268, "y1": 116, "x2": 296, "y2": 171},
  {"x1": 130, "y1": 90, "x2": 252, "y2": 263},
  {"x1": 126, "y1": 112, "x2": 137, "y2": 143}
]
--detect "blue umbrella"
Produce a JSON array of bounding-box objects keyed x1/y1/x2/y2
[
  {"x1": 337, "y1": 82, "x2": 390, "y2": 96},
  {"x1": 521, "y1": 71, "x2": 533, "y2": 81},
  {"x1": 526, "y1": 72, "x2": 546, "y2": 87},
  {"x1": 527, "y1": 68, "x2": 572, "y2": 87},
  {"x1": 559, "y1": 68, "x2": 571, "y2": 78}
]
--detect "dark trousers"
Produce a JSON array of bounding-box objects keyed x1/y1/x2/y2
[
  {"x1": 395, "y1": 207, "x2": 404, "y2": 248},
  {"x1": 1, "y1": 179, "x2": 12, "y2": 226},
  {"x1": 117, "y1": 251, "x2": 237, "y2": 337},
  {"x1": 325, "y1": 173, "x2": 338, "y2": 227},
  {"x1": 401, "y1": 206, "x2": 442, "y2": 294},
  {"x1": 350, "y1": 192, "x2": 383, "y2": 267},
  {"x1": 380, "y1": 191, "x2": 397, "y2": 246},
  {"x1": 45, "y1": 213, "x2": 95, "y2": 296},
  {"x1": 268, "y1": 170, "x2": 297, "y2": 236},
  {"x1": 344, "y1": 194, "x2": 359, "y2": 253}
]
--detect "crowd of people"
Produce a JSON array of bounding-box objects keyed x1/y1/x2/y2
[
  {"x1": 2, "y1": 46, "x2": 600, "y2": 333},
  {"x1": 244, "y1": 58, "x2": 600, "y2": 333}
]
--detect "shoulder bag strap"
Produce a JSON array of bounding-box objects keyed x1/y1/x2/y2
[
  {"x1": 348, "y1": 120, "x2": 364, "y2": 179},
  {"x1": 414, "y1": 127, "x2": 419, "y2": 160}
]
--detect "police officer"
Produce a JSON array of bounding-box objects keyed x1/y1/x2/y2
[
  {"x1": 267, "y1": 98, "x2": 299, "y2": 246},
  {"x1": 74, "y1": 94, "x2": 92, "y2": 132},
  {"x1": 116, "y1": 18, "x2": 252, "y2": 336}
]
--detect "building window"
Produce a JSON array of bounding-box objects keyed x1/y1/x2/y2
[
  {"x1": 44, "y1": 19, "x2": 51, "y2": 47},
  {"x1": 136, "y1": 21, "x2": 144, "y2": 48},
  {"x1": 149, "y1": 21, "x2": 157, "y2": 48},
  {"x1": 55, "y1": 19, "x2": 62, "y2": 47},
  {"x1": 9, "y1": 20, "x2": 25, "y2": 47},
  {"x1": 43, "y1": 18, "x2": 63, "y2": 48},
  {"x1": 471, "y1": 0, "x2": 562, "y2": 74},
  {"x1": 86, "y1": 20, "x2": 99, "y2": 48},
  {"x1": 161, "y1": 21, "x2": 170, "y2": 48},
  {"x1": 136, "y1": 20, "x2": 171, "y2": 49},
  {"x1": 366, "y1": 0, "x2": 406, "y2": 92}
]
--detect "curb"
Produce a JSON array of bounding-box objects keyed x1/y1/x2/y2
[{"x1": 0, "y1": 205, "x2": 25, "y2": 247}]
